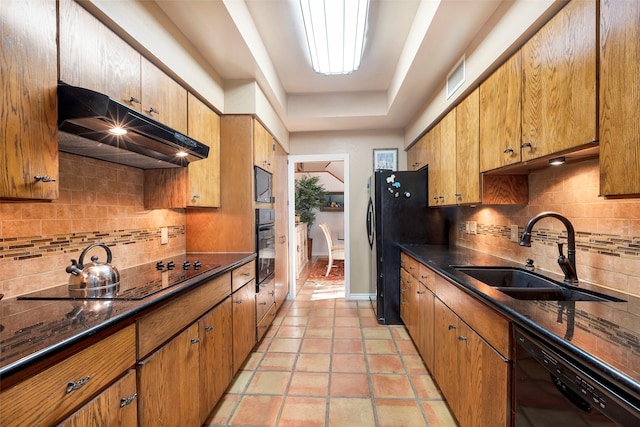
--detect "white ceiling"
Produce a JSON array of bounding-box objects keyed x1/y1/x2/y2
[{"x1": 155, "y1": 0, "x2": 505, "y2": 135}]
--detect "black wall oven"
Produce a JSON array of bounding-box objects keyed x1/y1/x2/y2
[
  {"x1": 513, "y1": 327, "x2": 640, "y2": 426},
  {"x1": 256, "y1": 209, "x2": 275, "y2": 287}
]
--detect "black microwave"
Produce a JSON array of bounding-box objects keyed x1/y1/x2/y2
[{"x1": 254, "y1": 166, "x2": 273, "y2": 203}]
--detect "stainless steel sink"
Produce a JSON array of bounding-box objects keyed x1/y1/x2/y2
[{"x1": 453, "y1": 266, "x2": 625, "y2": 302}]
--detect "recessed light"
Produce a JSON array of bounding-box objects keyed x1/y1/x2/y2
[
  {"x1": 549, "y1": 156, "x2": 565, "y2": 166},
  {"x1": 109, "y1": 126, "x2": 127, "y2": 136},
  {"x1": 176, "y1": 151, "x2": 189, "y2": 158}
]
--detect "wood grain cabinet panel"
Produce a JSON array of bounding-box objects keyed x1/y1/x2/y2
[
  {"x1": 455, "y1": 88, "x2": 481, "y2": 205},
  {"x1": 479, "y1": 52, "x2": 522, "y2": 172},
  {"x1": 0, "y1": 325, "x2": 135, "y2": 426},
  {"x1": 521, "y1": 0, "x2": 597, "y2": 161},
  {"x1": 600, "y1": 0, "x2": 640, "y2": 197},
  {"x1": 425, "y1": 124, "x2": 441, "y2": 206},
  {"x1": 141, "y1": 57, "x2": 188, "y2": 135},
  {"x1": 408, "y1": 135, "x2": 428, "y2": 171},
  {"x1": 254, "y1": 121, "x2": 275, "y2": 173},
  {"x1": 59, "y1": 369, "x2": 138, "y2": 427},
  {"x1": 232, "y1": 280, "x2": 257, "y2": 374},
  {"x1": 439, "y1": 109, "x2": 457, "y2": 206},
  {"x1": 0, "y1": 0, "x2": 58, "y2": 200}
]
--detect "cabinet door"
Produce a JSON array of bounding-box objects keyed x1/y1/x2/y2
[
  {"x1": 455, "y1": 88, "x2": 480, "y2": 205},
  {"x1": 59, "y1": 0, "x2": 141, "y2": 109},
  {"x1": 600, "y1": 0, "x2": 640, "y2": 196},
  {"x1": 254, "y1": 120, "x2": 274, "y2": 173},
  {"x1": 1, "y1": 0, "x2": 58, "y2": 200},
  {"x1": 408, "y1": 135, "x2": 428, "y2": 171},
  {"x1": 187, "y1": 93, "x2": 221, "y2": 207},
  {"x1": 425, "y1": 124, "x2": 441, "y2": 206},
  {"x1": 232, "y1": 281, "x2": 257, "y2": 373},
  {"x1": 434, "y1": 299, "x2": 462, "y2": 417},
  {"x1": 479, "y1": 52, "x2": 522, "y2": 172},
  {"x1": 199, "y1": 298, "x2": 233, "y2": 423},
  {"x1": 457, "y1": 322, "x2": 509, "y2": 427},
  {"x1": 138, "y1": 323, "x2": 200, "y2": 427},
  {"x1": 417, "y1": 285, "x2": 435, "y2": 373},
  {"x1": 141, "y1": 57, "x2": 188, "y2": 134},
  {"x1": 439, "y1": 109, "x2": 457, "y2": 206},
  {"x1": 59, "y1": 370, "x2": 138, "y2": 427},
  {"x1": 274, "y1": 142, "x2": 289, "y2": 307},
  {"x1": 521, "y1": 0, "x2": 597, "y2": 161}
]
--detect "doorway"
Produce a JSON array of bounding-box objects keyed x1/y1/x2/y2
[{"x1": 288, "y1": 154, "x2": 350, "y2": 298}]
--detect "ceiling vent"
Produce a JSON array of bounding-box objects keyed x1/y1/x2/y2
[{"x1": 446, "y1": 55, "x2": 466, "y2": 99}]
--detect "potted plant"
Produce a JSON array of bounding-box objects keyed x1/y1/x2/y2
[{"x1": 294, "y1": 175, "x2": 325, "y2": 259}]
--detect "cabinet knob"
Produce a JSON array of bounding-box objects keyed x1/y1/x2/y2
[
  {"x1": 503, "y1": 147, "x2": 514, "y2": 154},
  {"x1": 34, "y1": 175, "x2": 56, "y2": 183},
  {"x1": 455, "y1": 193, "x2": 462, "y2": 197},
  {"x1": 521, "y1": 142, "x2": 532, "y2": 149},
  {"x1": 235, "y1": 299, "x2": 243, "y2": 304},
  {"x1": 260, "y1": 301, "x2": 267, "y2": 305},
  {"x1": 191, "y1": 338, "x2": 201, "y2": 344},
  {"x1": 205, "y1": 325, "x2": 214, "y2": 332},
  {"x1": 448, "y1": 324, "x2": 456, "y2": 330},
  {"x1": 148, "y1": 107, "x2": 160, "y2": 115},
  {"x1": 192, "y1": 195, "x2": 200, "y2": 199},
  {"x1": 129, "y1": 96, "x2": 141, "y2": 104}
]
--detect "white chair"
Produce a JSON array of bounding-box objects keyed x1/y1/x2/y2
[{"x1": 319, "y1": 223, "x2": 345, "y2": 276}]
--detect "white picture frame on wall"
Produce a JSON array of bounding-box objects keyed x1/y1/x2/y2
[{"x1": 373, "y1": 148, "x2": 398, "y2": 171}]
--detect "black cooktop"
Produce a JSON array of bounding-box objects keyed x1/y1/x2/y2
[{"x1": 18, "y1": 257, "x2": 222, "y2": 301}]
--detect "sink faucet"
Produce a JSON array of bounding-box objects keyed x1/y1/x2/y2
[{"x1": 519, "y1": 212, "x2": 579, "y2": 286}]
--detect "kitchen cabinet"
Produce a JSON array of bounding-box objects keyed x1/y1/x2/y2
[
  {"x1": 0, "y1": 325, "x2": 136, "y2": 426},
  {"x1": 59, "y1": 369, "x2": 138, "y2": 427},
  {"x1": 256, "y1": 277, "x2": 277, "y2": 341},
  {"x1": 199, "y1": 297, "x2": 233, "y2": 423},
  {"x1": 254, "y1": 120, "x2": 275, "y2": 174},
  {"x1": 233, "y1": 279, "x2": 257, "y2": 374},
  {"x1": 407, "y1": 134, "x2": 428, "y2": 171},
  {"x1": 187, "y1": 93, "x2": 221, "y2": 207},
  {"x1": 599, "y1": 0, "x2": 640, "y2": 197},
  {"x1": 479, "y1": 51, "x2": 522, "y2": 172},
  {"x1": 455, "y1": 88, "x2": 481, "y2": 205},
  {"x1": 295, "y1": 223, "x2": 309, "y2": 279},
  {"x1": 141, "y1": 57, "x2": 188, "y2": 135},
  {"x1": 400, "y1": 266, "x2": 418, "y2": 339},
  {"x1": 0, "y1": 0, "x2": 58, "y2": 200},
  {"x1": 425, "y1": 123, "x2": 441, "y2": 206},
  {"x1": 438, "y1": 109, "x2": 457, "y2": 206},
  {"x1": 138, "y1": 323, "x2": 200, "y2": 427},
  {"x1": 274, "y1": 142, "x2": 290, "y2": 308},
  {"x1": 521, "y1": 0, "x2": 597, "y2": 162}
]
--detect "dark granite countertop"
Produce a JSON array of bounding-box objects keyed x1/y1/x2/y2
[
  {"x1": 400, "y1": 244, "x2": 640, "y2": 400},
  {"x1": 0, "y1": 252, "x2": 255, "y2": 381}
]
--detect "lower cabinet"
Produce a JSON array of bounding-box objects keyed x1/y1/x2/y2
[
  {"x1": 232, "y1": 280, "x2": 257, "y2": 373},
  {"x1": 59, "y1": 369, "x2": 138, "y2": 426}
]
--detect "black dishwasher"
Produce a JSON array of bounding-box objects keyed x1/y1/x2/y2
[{"x1": 513, "y1": 327, "x2": 640, "y2": 426}]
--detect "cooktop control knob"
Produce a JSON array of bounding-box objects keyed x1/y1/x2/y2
[
  {"x1": 183, "y1": 261, "x2": 191, "y2": 270},
  {"x1": 194, "y1": 261, "x2": 201, "y2": 270},
  {"x1": 167, "y1": 261, "x2": 175, "y2": 270},
  {"x1": 156, "y1": 261, "x2": 165, "y2": 271}
]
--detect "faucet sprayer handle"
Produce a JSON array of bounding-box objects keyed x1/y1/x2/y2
[{"x1": 557, "y1": 242, "x2": 565, "y2": 257}]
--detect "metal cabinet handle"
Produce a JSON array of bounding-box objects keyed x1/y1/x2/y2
[
  {"x1": 455, "y1": 193, "x2": 462, "y2": 197},
  {"x1": 34, "y1": 175, "x2": 56, "y2": 183},
  {"x1": 243, "y1": 272, "x2": 250, "y2": 276},
  {"x1": 205, "y1": 325, "x2": 214, "y2": 332},
  {"x1": 503, "y1": 147, "x2": 514, "y2": 154},
  {"x1": 260, "y1": 301, "x2": 267, "y2": 305},
  {"x1": 416, "y1": 290, "x2": 424, "y2": 295},
  {"x1": 191, "y1": 338, "x2": 201, "y2": 344},
  {"x1": 269, "y1": 291, "x2": 275, "y2": 296},
  {"x1": 521, "y1": 142, "x2": 532, "y2": 149},
  {"x1": 235, "y1": 299, "x2": 243, "y2": 304},
  {"x1": 120, "y1": 392, "x2": 138, "y2": 408},
  {"x1": 458, "y1": 336, "x2": 468, "y2": 341},
  {"x1": 129, "y1": 96, "x2": 141, "y2": 104},
  {"x1": 66, "y1": 376, "x2": 90, "y2": 394},
  {"x1": 148, "y1": 107, "x2": 160, "y2": 115},
  {"x1": 448, "y1": 324, "x2": 457, "y2": 330},
  {"x1": 192, "y1": 195, "x2": 200, "y2": 199}
]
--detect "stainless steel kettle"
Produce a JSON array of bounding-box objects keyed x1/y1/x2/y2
[{"x1": 66, "y1": 243, "x2": 120, "y2": 298}]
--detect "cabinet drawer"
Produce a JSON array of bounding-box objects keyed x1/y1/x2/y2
[
  {"x1": 137, "y1": 272, "x2": 231, "y2": 359},
  {"x1": 256, "y1": 278, "x2": 275, "y2": 322},
  {"x1": 435, "y1": 274, "x2": 510, "y2": 358},
  {"x1": 256, "y1": 303, "x2": 276, "y2": 342},
  {"x1": 400, "y1": 253, "x2": 419, "y2": 276},
  {"x1": 0, "y1": 325, "x2": 135, "y2": 426},
  {"x1": 418, "y1": 264, "x2": 435, "y2": 292},
  {"x1": 232, "y1": 260, "x2": 256, "y2": 292}
]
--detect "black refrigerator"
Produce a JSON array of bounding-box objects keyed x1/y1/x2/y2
[{"x1": 366, "y1": 169, "x2": 448, "y2": 325}]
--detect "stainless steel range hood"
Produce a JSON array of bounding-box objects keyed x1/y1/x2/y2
[{"x1": 58, "y1": 82, "x2": 209, "y2": 169}]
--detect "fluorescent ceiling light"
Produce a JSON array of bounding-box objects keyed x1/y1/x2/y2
[{"x1": 300, "y1": 0, "x2": 370, "y2": 75}]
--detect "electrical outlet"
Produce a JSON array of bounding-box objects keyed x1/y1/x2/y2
[
  {"x1": 510, "y1": 224, "x2": 519, "y2": 242},
  {"x1": 467, "y1": 221, "x2": 477, "y2": 235},
  {"x1": 161, "y1": 227, "x2": 168, "y2": 245}
]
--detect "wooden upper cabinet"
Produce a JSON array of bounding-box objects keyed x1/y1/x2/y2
[
  {"x1": 141, "y1": 58, "x2": 188, "y2": 135},
  {"x1": 0, "y1": 0, "x2": 58, "y2": 200},
  {"x1": 408, "y1": 135, "x2": 428, "y2": 171},
  {"x1": 187, "y1": 93, "x2": 221, "y2": 207},
  {"x1": 600, "y1": 0, "x2": 640, "y2": 197},
  {"x1": 254, "y1": 120, "x2": 274, "y2": 173},
  {"x1": 521, "y1": 0, "x2": 597, "y2": 161},
  {"x1": 425, "y1": 123, "x2": 441, "y2": 207},
  {"x1": 439, "y1": 109, "x2": 457, "y2": 206},
  {"x1": 455, "y1": 88, "x2": 481, "y2": 205},
  {"x1": 479, "y1": 52, "x2": 522, "y2": 172},
  {"x1": 59, "y1": 0, "x2": 141, "y2": 110}
]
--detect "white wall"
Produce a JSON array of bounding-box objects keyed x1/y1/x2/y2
[{"x1": 290, "y1": 130, "x2": 406, "y2": 295}]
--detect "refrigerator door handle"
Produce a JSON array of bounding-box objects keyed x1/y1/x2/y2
[{"x1": 366, "y1": 197, "x2": 374, "y2": 249}]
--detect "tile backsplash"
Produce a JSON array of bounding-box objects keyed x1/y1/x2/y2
[
  {"x1": 0, "y1": 153, "x2": 186, "y2": 298},
  {"x1": 455, "y1": 158, "x2": 640, "y2": 297}
]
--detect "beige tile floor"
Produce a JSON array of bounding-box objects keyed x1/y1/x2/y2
[{"x1": 204, "y1": 277, "x2": 457, "y2": 427}]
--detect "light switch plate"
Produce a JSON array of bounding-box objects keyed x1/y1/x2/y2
[
  {"x1": 467, "y1": 221, "x2": 477, "y2": 235},
  {"x1": 510, "y1": 224, "x2": 519, "y2": 242},
  {"x1": 161, "y1": 227, "x2": 168, "y2": 245}
]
